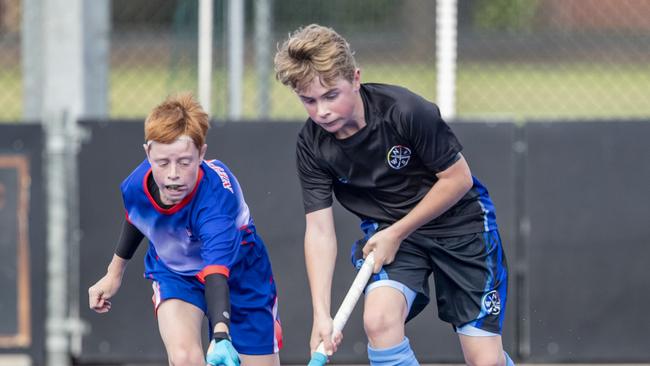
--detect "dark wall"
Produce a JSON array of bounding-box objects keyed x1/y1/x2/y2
[
  {"x1": 77, "y1": 121, "x2": 162, "y2": 363},
  {"x1": 523, "y1": 121, "x2": 650, "y2": 362},
  {"x1": 3, "y1": 120, "x2": 648, "y2": 365},
  {"x1": 0, "y1": 124, "x2": 46, "y2": 366},
  {"x1": 76, "y1": 121, "x2": 521, "y2": 364}
]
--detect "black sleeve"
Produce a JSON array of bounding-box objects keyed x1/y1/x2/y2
[
  {"x1": 204, "y1": 273, "x2": 231, "y2": 332},
  {"x1": 296, "y1": 129, "x2": 334, "y2": 213},
  {"x1": 397, "y1": 97, "x2": 463, "y2": 173},
  {"x1": 114, "y1": 218, "x2": 145, "y2": 260}
]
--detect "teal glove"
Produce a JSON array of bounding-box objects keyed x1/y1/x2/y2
[
  {"x1": 307, "y1": 351, "x2": 328, "y2": 366},
  {"x1": 206, "y1": 336, "x2": 240, "y2": 366}
]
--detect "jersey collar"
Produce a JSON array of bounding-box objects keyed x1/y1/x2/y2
[{"x1": 142, "y1": 167, "x2": 204, "y2": 215}]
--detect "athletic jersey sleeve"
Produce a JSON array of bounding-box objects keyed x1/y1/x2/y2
[
  {"x1": 195, "y1": 188, "x2": 241, "y2": 279},
  {"x1": 296, "y1": 129, "x2": 334, "y2": 213},
  {"x1": 395, "y1": 98, "x2": 462, "y2": 173}
]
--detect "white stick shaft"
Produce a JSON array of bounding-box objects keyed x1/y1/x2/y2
[{"x1": 315, "y1": 252, "x2": 376, "y2": 354}]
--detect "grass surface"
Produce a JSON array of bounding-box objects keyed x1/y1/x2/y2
[{"x1": 2, "y1": 62, "x2": 649, "y2": 122}]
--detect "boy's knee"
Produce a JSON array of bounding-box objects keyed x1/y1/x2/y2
[
  {"x1": 167, "y1": 346, "x2": 205, "y2": 366},
  {"x1": 363, "y1": 307, "x2": 402, "y2": 341}
]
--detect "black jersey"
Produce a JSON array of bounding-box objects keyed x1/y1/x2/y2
[{"x1": 296, "y1": 83, "x2": 498, "y2": 237}]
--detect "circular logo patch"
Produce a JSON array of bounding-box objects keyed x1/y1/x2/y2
[
  {"x1": 387, "y1": 145, "x2": 411, "y2": 170},
  {"x1": 482, "y1": 290, "x2": 501, "y2": 315}
]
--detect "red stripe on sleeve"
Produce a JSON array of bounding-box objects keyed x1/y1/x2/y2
[{"x1": 196, "y1": 265, "x2": 230, "y2": 283}]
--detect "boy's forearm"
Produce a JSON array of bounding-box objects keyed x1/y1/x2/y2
[
  {"x1": 106, "y1": 254, "x2": 129, "y2": 278},
  {"x1": 304, "y1": 208, "x2": 338, "y2": 318},
  {"x1": 304, "y1": 232, "x2": 336, "y2": 318}
]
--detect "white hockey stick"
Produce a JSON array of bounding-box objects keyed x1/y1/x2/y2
[{"x1": 307, "y1": 252, "x2": 376, "y2": 366}]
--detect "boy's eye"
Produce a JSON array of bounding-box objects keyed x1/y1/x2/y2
[{"x1": 325, "y1": 93, "x2": 338, "y2": 100}]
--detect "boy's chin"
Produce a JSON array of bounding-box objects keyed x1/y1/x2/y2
[{"x1": 162, "y1": 194, "x2": 184, "y2": 205}]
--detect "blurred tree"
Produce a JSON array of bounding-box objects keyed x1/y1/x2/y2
[
  {"x1": 473, "y1": 0, "x2": 540, "y2": 32},
  {"x1": 0, "y1": 0, "x2": 20, "y2": 34}
]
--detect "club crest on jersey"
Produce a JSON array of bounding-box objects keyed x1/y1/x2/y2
[
  {"x1": 481, "y1": 290, "x2": 501, "y2": 315},
  {"x1": 387, "y1": 145, "x2": 411, "y2": 170}
]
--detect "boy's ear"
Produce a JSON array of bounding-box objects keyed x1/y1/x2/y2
[
  {"x1": 199, "y1": 144, "x2": 208, "y2": 160},
  {"x1": 143, "y1": 143, "x2": 150, "y2": 158},
  {"x1": 353, "y1": 68, "x2": 361, "y2": 91}
]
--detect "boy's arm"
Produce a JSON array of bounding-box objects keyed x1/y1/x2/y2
[
  {"x1": 304, "y1": 207, "x2": 339, "y2": 355},
  {"x1": 196, "y1": 206, "x2": 240, "y2": 365},
  {"x1": 89, "y1": 218, "x2": 144, "y2": 313},
  {"x1": 204, "y1": 273, "x2": 231, "y2": 334},
  {"x1": 362, "y1": 154, "x2": 473, "y2": 272},
  {"x1": 204, "y1": 273, "x2": 240, "y2": 366},
  {"x1": 88, "y1": 254, "x2": 128, "y2": 313}
]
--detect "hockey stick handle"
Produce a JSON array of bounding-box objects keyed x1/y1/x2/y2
[{"x1": 309, "y1": 252, "x2": 376, "y2": 363}]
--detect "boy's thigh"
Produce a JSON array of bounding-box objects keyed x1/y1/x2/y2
[
  {"x1": 364, "y1": 285, "x2": 410, "y2": 322},
  {"x1": 353, "y1": 239, "x2": 432, "y2": 322},
  {"x1": 458, "y1": 333, "x2": 504, "y2": 364},
  {"x1": 240, "y1": 353, "x2": 280, "y2": 366},
  {"x1": 156, "y1": 299, "x2": 205, "y2": 357}
]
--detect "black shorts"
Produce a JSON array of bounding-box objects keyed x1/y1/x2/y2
[{"x1": 351, "y1": 226, "x2": 508, "y2": 334}]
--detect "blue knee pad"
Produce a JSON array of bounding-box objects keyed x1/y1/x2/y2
[
  {"x1": 368, "y1": 337, "x2": 419, "y2": 366},
  {"x1": 504, "y1": 351, "x2": 515, "y2": 366}
]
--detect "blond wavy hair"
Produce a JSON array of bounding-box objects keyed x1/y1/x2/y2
[
  {"x1": 144, "y1": 92, "x2": 210, "y2": 149},
  {"x1": 274, "y1": 24, "x2": 357, "y2": 92}
]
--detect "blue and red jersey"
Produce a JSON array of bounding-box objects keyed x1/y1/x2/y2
[{"x1": 120, "y1": 159, "x2": 257, "y2": 281}]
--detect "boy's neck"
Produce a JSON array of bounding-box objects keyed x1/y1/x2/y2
[
  {"x1": 146, "y1": 174, "x2": 175, "y2": 209},
  {"x1": 334, "y1": 91, "x2": 366, "y2": 139}
]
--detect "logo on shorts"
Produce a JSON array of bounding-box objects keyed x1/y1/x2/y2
[
  {"x1": 482, "y1": 290, "x2": 501, "y2": 315},
  {"x1": 387, "y1": 145, "x2": 411, "y2": 170}
]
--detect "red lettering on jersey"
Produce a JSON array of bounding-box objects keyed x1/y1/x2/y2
[{"x1": 206, "y1": 161, "x2": 234, "y2": 193}]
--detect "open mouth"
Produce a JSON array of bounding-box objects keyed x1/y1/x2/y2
[{"x1": 165, "y1": 184, "x2": 185, "y2": 191}]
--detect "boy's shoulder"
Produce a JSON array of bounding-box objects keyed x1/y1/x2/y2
[
  {"x1": 362, "y1": 83, "x2": 438, "y2": 119},
  {"x1": 362, "y1": 83, "x2": 441, "y2": 129},
  {"x1": 201, "y1": 159, "x2": 237, "y2": 195},
  {"x1": 121, "y1": 159, "x2": 150, "y2": 192},
  {"x1": 202, "y1": 158, "x2": 228, "y2": 172},
  {"x1": 362, "y1": 83, "x2": 426, "y2": 104}
]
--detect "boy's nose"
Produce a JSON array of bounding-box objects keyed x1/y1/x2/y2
[
  {"x1": 168, "y1": 164, "x2": 179, "y2": 179},
  {"x1": 317, "y1": 102, "x2": 330, "y2": 118}
]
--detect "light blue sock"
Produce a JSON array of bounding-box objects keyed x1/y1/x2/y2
[
  {"x1": 367, "y1": 337, "x2": 420, "y2": 366},
  {"x1": 504, "y1": 351, "x2": 515, "y2": 366}
]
